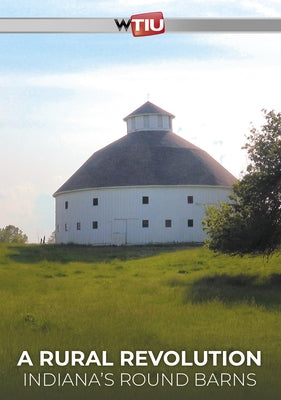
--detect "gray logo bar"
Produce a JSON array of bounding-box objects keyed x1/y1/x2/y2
[
  {"x1": 166, "y1": 18, "x2": 281, "y2": 32},
  {"x1": 1, "y1": 18, "x2": 281, "y2": 33}
]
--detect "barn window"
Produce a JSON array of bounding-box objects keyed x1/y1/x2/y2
[
  {"x1": 142, "y1": 196, "x2": 149, "y2": 204},
  {"x1": 65, "y1": 201, "x2": 68, "y2": 209},
  {"x1": 187, "y1": 219, "x2": 194, "y2": 227},
  {"x1": 187, "y1": 196, "x2": 193, "y2": 204},
  {"x1": 56, "y1": 224, "x2": 60, "y2": 232},
  {"x1": 131, "y1": 117, "x2": 136, "y2": 130},
  {"x1": 93, "y1": 198, "x2": 98, "y2": 206},
  {"x1": 77, "y1": 222, "x2": 81, "y2": 231},
  {"x1": 92, "y1": 221, "x2": 98, "y2": 229},
  {"x1": 142, "y1": 219, "x2": 149, "y2": 228},
  {"x1": 165, "y1": 219, "x2": 172, "y2": 228},
  {"x1": 64, "y1": 223, "x2": 68, "y2": 231},
  {"x1": 144, "y1": 115, "x2": 149, "y2": 128},
  {"x1": 158, "y1": 115, "x2": 163, "y2": 128}
]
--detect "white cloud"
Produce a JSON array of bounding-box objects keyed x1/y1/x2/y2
[
  {"x1": 199, "y1": 33, "x2": 281, "y2": 63},
  {"x1": 241, "y1": 0, "x2": 281, "y2": 17},
  {"x1": 2, "y1": 57, "x2": 280, "y2": 182},
  {"x1": 0, "y1": 183, "x2": 36, "y2": 235},
  {"x1": 1, "y1": 0, "x2": 281, "y2": 17},
  {"x1": 118, "y1": 0, "x2": 173, "y2": 5}
]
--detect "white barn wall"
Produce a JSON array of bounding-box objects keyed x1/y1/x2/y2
[{"x1": 55, "y1": 185, "x2": 231, "y2": 245}]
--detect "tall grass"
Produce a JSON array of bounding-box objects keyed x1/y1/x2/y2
[{"x1": 0, "y1": 243, "x2": 280, "y2": 399}]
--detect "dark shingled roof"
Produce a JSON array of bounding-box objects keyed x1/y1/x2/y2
[
  {"x1": 54, "y1": 130, "x2": 236, "y2": 195},
  {"x1": 124, "y1": 101, "x2": 175, "y2": 120}
]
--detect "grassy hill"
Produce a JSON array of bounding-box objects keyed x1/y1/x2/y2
[{"x1": 0, "y1": 243, "x2": 280, "y2": 400}]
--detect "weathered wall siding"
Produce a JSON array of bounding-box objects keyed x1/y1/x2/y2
[{"x1": 55, "y1": 185, "x2": 231, "y2": 245}]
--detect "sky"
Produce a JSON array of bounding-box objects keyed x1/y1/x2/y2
[{"x1": 1, "y1": 1, "x2": 281, "y2": 243}]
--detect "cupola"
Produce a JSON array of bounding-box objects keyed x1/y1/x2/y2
[{"x1": 123, "y1": 101, "x2": 175, "y2": 134}]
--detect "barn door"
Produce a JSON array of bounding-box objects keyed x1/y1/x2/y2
[{"x1": 112, "y1": 219, "x2": 127, "y2": 245}]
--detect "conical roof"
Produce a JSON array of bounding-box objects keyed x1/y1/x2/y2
[
  {"x1": 54, "y1": 129, "x2": 236, "y2": 196},
  {"x1": 124, "y1": 101, "x2": 175, "y2": 120}
]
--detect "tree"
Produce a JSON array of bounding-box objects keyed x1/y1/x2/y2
[
  {"x1": 203, "y1": 109, "x2": 281, "y2": 256},
  {"x1": 0, "y1": 225, "x2": 28, "y2": 244}
]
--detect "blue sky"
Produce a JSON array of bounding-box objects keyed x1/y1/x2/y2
[{"x1": 1, "y1": 1, "x2": 281, "y2": 242}]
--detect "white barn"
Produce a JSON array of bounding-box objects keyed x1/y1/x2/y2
[{"x1": 53, "y1": 101, "x2": 236, "y2": 245}]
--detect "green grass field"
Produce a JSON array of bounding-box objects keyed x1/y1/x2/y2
[{"x1": 0, "y1": 243, "x2": 280, "y2": 400}]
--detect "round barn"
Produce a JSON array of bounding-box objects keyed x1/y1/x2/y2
[{"x1": 53, "y1": 101, "x2": 236, "y2": 245}]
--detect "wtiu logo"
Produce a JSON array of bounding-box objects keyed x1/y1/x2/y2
[{"x1": 114, "y1": 12, "x2": 165, "y2": 37}]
